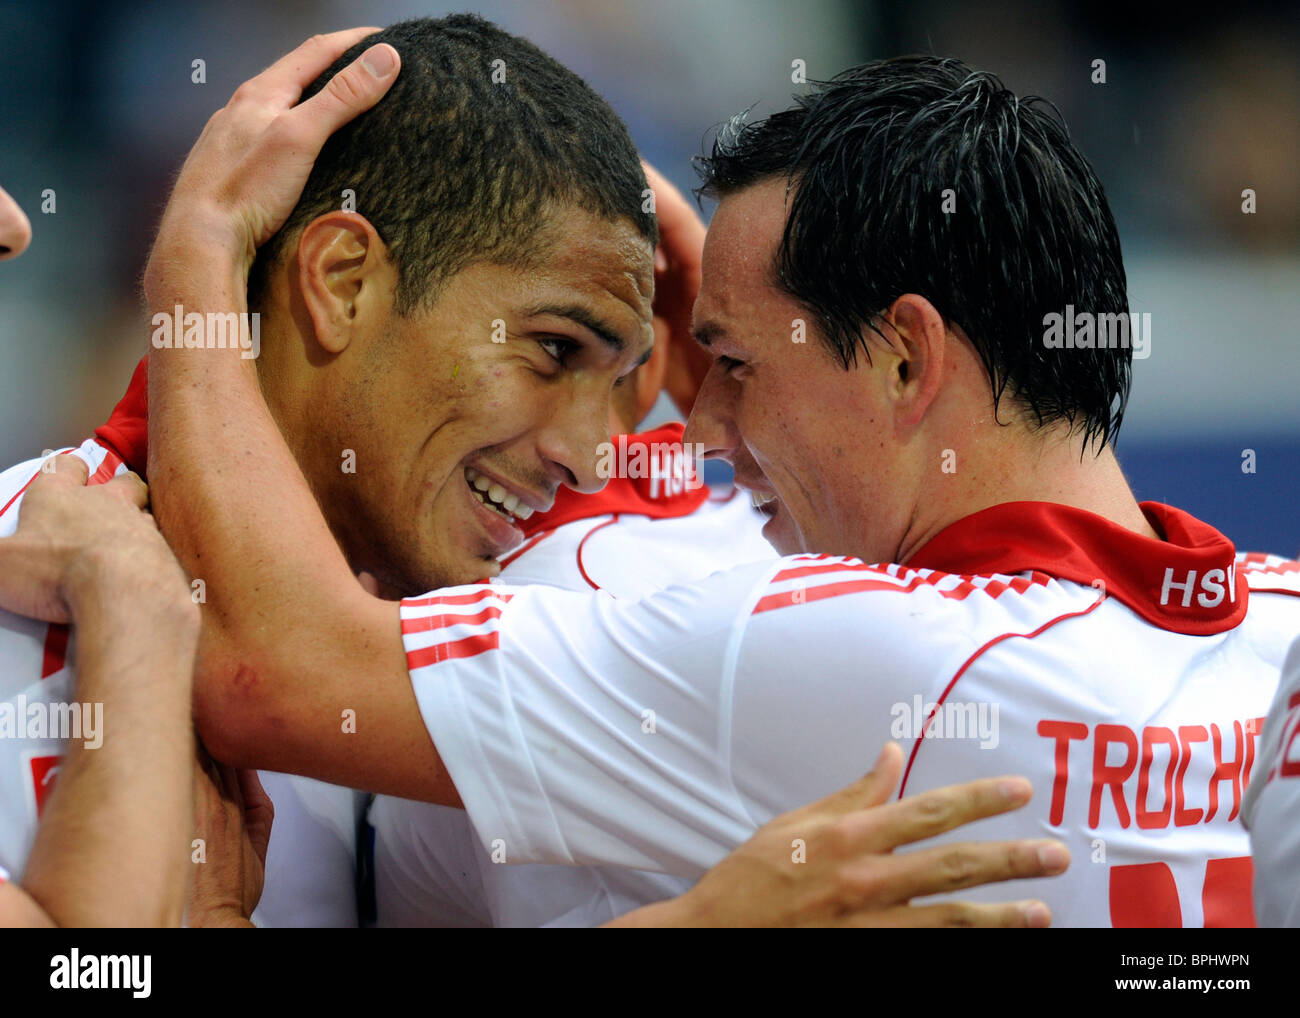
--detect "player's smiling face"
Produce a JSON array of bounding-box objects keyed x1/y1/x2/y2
[
  {"x1": 297, "y1": 206, "x2": 654, "y2": 596},
  {"x1": 684, "y1": 177, "x2": 916, "y2": 563}
]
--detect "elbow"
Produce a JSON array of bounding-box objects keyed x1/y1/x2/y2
[{"x1": 193, "y1": 635, "x2": 286, "y2": 769}]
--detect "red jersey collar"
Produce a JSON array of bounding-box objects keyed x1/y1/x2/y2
[
  {"x1": 93, "y1": 355, "x2": 149, "y2": 475},
  {"x1": 518, "y1": 423, "x2": 709, "y2": 537},
  {"x1": 908, "y1": 500, "x2": 1246, "y2": 635}
]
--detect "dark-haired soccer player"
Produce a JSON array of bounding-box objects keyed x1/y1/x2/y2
[
  {"x1": 1, "y1": 25, "x2": 1063, "y2": 927},
  {"x1": 133, "y1": 46, "x2": 1300, "y2": 927}
]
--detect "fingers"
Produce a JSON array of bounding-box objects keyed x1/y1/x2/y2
[
  {"x1": 811, "y1": 743, "x2": 903, "y2": 817},
  {"x1": 857, "y1": 775, "x2": 1035, "y2": 851},
  {"x1": 37, "y1": 454, "x2": 89, "y2": 487},
  {"x1": 847, "y1": 898, "x2": 1052, "y2": 928},
  {"x1": 100, "y1": 471, "x2": 150, "y2": 511},
  {"x1": 236, "y1": 28, "x2": 384, "y2": 105},
  {"x1": 291, "y1": 42, "x2": 400, "y2": 139},
  {"x1": 850, "y1": 837, "x2": 1070, "y2": 904},
  {"x1": 643, "y1": 160, "x2": 705, "y2": 265},
  {"x1": 217, "y1": 763, "x2": 245, "y2": 809},
  {"x1": 235, "y1": 769, "x2": 268, "y2": 809},
  {"x1": 236, "y1": 770, "x2": 275, "y2": 862}
]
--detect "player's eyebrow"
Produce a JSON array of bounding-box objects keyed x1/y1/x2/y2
[{"x1": 523, "y1": 302, "x2": 628, "y2": 353}]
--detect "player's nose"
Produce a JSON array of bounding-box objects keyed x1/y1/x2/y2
[
  {"x1": 682, "y1": 362, "x2": 737, "y2": 464},
  {"x1": 538, "y1": 388, "x2": 612, "y2": 494},
  {"x1": 0, "y1": 186, "x2": 32, "y2": 262}
]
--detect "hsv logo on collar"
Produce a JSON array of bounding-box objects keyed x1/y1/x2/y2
[
  {"x1": 909, "y1": 501, "x2": 1246, "y2": 636},
  {"x1": 518, "y1": 423, "x2": 709, "y2": 538}
]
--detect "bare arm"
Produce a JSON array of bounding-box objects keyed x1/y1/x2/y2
[
  {"x1": 0, "y1": 461, "x2": 197, "y2": 927},
  {"x1": 142, "y1": 32, "x2": 452, "y2": 802},
  {"x1": 136, "y1": 34, "x2": 1070, "y2": 932}
]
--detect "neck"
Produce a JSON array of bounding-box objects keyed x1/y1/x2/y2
[
  {"x1": 898, "y1": 423, "x2": 1158, "y2": 563},
  {"x1": 255, "y1": 316, "x2": 361, "y2": 568}
]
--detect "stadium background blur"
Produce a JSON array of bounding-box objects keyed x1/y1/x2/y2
[{"x1": 1, "y1": 0, "x2": 1296, "y2": 555}]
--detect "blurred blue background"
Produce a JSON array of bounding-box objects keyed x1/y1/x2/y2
[{"x1": 1, "y1": 0, "x2": 1296, "y2": 554}]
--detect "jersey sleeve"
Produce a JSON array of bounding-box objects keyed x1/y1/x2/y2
[
  {"x1": 1243, "y1": 635, "x2": 1300, "y2": 926},
  {"x1": 399, "y1": 560, "x2": 779, "y2": 877}
]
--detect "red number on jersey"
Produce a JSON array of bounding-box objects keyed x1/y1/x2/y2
[{"x1": 1109, "y1": 856, "x2": 1254, "y2": 927}]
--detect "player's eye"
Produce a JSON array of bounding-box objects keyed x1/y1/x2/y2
[
  {"x1": 538, "y1": 337, "x2": 580, "y2": 365},
  {"x1": 718, "y1": 355, "x2": 746, "y2": 374}
]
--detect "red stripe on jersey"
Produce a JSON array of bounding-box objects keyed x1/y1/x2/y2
[
  {"x1": 1240, "y1": 554, "x2": 1300, "y2": 575},
  {"x1": 1239, "y1": 555, "x2": 1300, "y2": 598},
  {"x1": 41, "y1": 623, "x2": 70, "y2": 679},
  {"x1": 404, "y1": 590, "x2": 512, "y2": 609},
  {"x1": 0, "y1": 466, "x2": 44, "y2": 520},
  {"x1": 754, "y1": 568, "x2": 1052, "y2": 614},
  {"x1": 576, "y1": 516, "x2": 620, "y2": 592},
  {"x1": 88, "y1": 447, "x2": 125, "y2": 485},
  {"x1": 406, "y1": 631, "x2": 499, "y2": 669},
  {"x1": 897, "y1": 594, "x2": 1107, "y2": 798},
  {"x1": 1, "y1": 444, "x2": 127, "y2": 522},
  {"x1": 755, "y1": 576, "x2": 927, "y2": 613},
  {"x1": 771, "y1": 559, "x2": 875, "y2": 582},
  {"x1": 401, "y1": 602, "x2": 505, "y2": 634}
]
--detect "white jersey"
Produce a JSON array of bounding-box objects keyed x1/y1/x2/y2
[
  {"x1": 1243, "y1": 631, "x2": 1300, "y2": 927},
  {"x1": 251, "y1": 773, "x2": 366, "y2": 927},
  {"x1": 371, "y1": 424, "x2": 778, "y2": 926},
  {"x1": 400, "y1": 500, "x2": 1300, "y2": 927},
  {"x1": 0, "y1": 438, "x2": 134, "y2": 882}
]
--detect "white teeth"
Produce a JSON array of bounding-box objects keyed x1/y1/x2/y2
[
  {"x1": 465, "y1": 467, "x2": 534, "y2": 523},
  {"x1": 751, "y1": 491, "x2": 776, "y2": 508}
]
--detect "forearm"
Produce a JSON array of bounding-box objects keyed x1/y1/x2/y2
[
  {"x1": 20, "y1": 577, "x2": 197, "y2": 926},
  {"x1": 145, "y1": 243, "x2": 366, "y2": 760}
]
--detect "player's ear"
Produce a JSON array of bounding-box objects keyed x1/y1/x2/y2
[
  {"x1": 296, "y1": 212, "x2": 388, "y2": 355},
  {"x1": 880, "y1": 293, "x2": 947, "y2": 429}
]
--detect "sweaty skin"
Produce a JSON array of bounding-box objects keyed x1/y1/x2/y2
[{"x1": 130, "y1": 26, "x2": 1066, "y2": 926}]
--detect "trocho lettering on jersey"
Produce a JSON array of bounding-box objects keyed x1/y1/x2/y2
[{"x1": 1036, "y1": 717, "x2": 1265, "y2": 828}]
